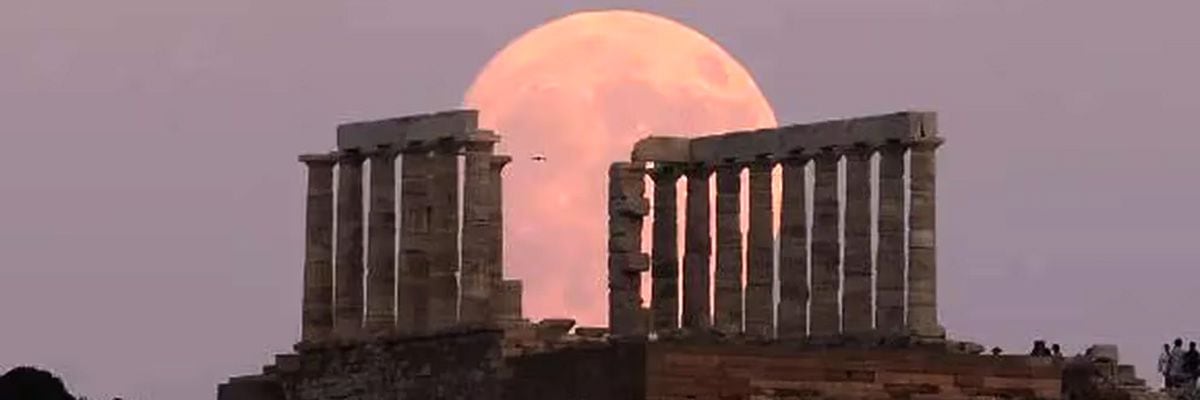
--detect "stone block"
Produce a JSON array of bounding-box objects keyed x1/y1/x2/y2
[
  {"x1": 1088, "y1": 344, "x2": 1120, "y2": 363},
  {"x1": 336, "y1": 109, "x2": 478, "y2": 151},
  {"x1": 631, "y1": 136, "x2": 691, "y2": 162},
  {"x1": 535, "y1": 318, "x2": 577, "y2": 341},
  {"x1": 689, "y1": 127, "x2": 778, "y2": 162},
  {"x1": 609, "y1": 252, "x2": 650, "y2": 273}
]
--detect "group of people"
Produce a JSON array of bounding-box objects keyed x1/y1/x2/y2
[
  {"x1": 1159, "y1": 338, "x2": 1200, "y2": 389},
  {"x1": 1030, "y1": 339, "x2": 1065, "y2": 358}
]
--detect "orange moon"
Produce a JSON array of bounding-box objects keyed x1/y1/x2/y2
[{"x1": 464, "y1": 10, "x2": 777, "y2": 326}]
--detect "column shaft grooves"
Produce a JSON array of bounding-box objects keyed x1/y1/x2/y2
[
  {"x1": 460, "y1": 141, "x2": 493, "y2": 325},
  {"x1": 365, "y1": 150, "x2": 397, "y2": 333},
  {"x1": 714, "y1": 163, "x2": 744, "y2": 334},
  {"x1": 334, "y1": 152, "x2": 365, "y2": 337},
  {"x1": 810, "y1": 149, "x2": 841, "y2": 336},
  {"x1": 907, "y1": 139, "x2": 945, "y2": 338},
  {"x1": 398, "y1": 152, "x2": 433, "y2": 334},
  {"x1": 682, "y1": 166, "x2": 713, "y2": 330},
  {"x1": 777, "y1": 156, "x2": 809, "y2": 338},
  {"x1": 608, "y1": 162, "x2": 649, "y2": 337},
  {"x1": 301, "y1": 155, "x2": 335, "y2": 342},
  {"x1": 842, "y1": 146, "x2": 873, "y2": 333},
  {"x1": 745, "y1": 159, "x2": 774, "y2": 338},
  {"x1": 650, "y1": 165, "x2": 681, "y2": 332},
  {"x1": 427, "y1": 150, "x2": 460, "y2": 331},
  {"x1": 875, "y1": 143, "x2": 907, "y2": 333}
]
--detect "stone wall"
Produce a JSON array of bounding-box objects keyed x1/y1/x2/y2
[
  {"x1": 219, "y1": 329, "x2": 504, "y2": 400},
  {"x1": 503, "y1": 340, "x2": 646, "y2": 400},
  {"x1": 646, "y1": 342, "x2": 1063, "y2": 399}
]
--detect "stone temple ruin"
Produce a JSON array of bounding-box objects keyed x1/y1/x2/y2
[{"x1": 219, "y1": 109, "x2": 1159, "y2": 400}]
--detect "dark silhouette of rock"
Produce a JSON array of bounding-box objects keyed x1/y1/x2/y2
[{"x1": 0, "y1": 366, "x2": 77, "y2": 400}]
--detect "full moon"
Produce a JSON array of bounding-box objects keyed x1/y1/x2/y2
[{"x1": 464, "y1": 10, "x2": 777, "y2": 326}]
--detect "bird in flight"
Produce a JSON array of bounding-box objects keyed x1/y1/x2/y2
[{"x1": 531, "y1": 154, "x2": 547, "y2": 162}]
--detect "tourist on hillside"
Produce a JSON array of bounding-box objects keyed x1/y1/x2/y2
[
  {"x1": 1184, "y1": 341, "x2": 1200, "y2": 388},
  {"x1": 1030, "y1": 340, "x2": 1052, "y2": 357},
  {"x1": 1161, "y1": 343, "x2": 1174, "y2": 388},
  {"x1": 1051, "y1": 343, "x2": 1063, "y2": 359},
  {"x1": 1170, "y1": 338, "x2": 1188, "y2": 388}
]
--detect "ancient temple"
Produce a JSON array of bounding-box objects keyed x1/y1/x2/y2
[{"x1": 218, "y1": 109, "x2": 1155, "y2": 400}]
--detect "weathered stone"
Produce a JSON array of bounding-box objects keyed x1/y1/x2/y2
[
  {"x1": 398, "y1": 150, "x2": 433, "y2": 335},
  {"x1": 682, "y1": 164, "x2": 713, "y2": 330},
  {"x1": 744, "y1": 157, "x2": 774, "y2": 338},
  {"x1": 608, "y1": 162, "x2": 647, "y2": 337},
  {"x1": 300, "y1": 153, "x2": 336, "y2": 343},
  {"x1": 460, "y1": 136, "x2": 498, "y2": 325},
  {"x1": 336, "y1": 109, "x2": 479, "y2": 151},
  {"x1": 842, "y1": 144, "x2": 873, "y2": 334},
  {"x1": 365, "y1": 148, "x2": 397, "y2": 334},
  {"x1": 488, "y1": 155, "x2": 511, "y2": 315},
  {"x1": 713, "y1": 162, "x2": 744, "y2": 334},
  {"x1": 334, "y1": 151, "x2": 365, "y2": 337},
  {"x1": 496, "y1": 279, "x2": 523, "y2": 324},
  {"x1": 428, "y1": 145, "x2": 461, "y2": 332},
  {"x1": 876, "y1": 141, "x2": 907, "y2": 333},
  {"x1": 631, "y1": 136, "x2": 691, "y2": 162},
  {"x1": 535, "y1": 319, "x2": 577, "y2": 341},
  {"x1": 777, "y1": 155, "x2": 809, "y2": 339},
  {"x1": 810, "y1": 147, "x2": 841, "y2": 336},
  {"x1": 650, "y1": 164, "x2": 682, "y2": 333},
  {"x1": 907, "y1": 138, "x2": 945, "y2": 338}
]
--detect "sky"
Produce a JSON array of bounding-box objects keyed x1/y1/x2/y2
[{"x1": 3, "y1": 0, "x2": 1200, "y2": 398}]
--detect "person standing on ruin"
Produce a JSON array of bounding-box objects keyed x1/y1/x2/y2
[
  {"x1": 1051, "y1": 343, "x2": 1063, "y2": 359},
  {"x1": 1030, "y1": 340, "x2": 1051, "y2": 357},
  {"x1": 1161, "y1": 343, "x2": 1174, "y2": 388},
  {"x1": 1184, "y1": 341, "x2": 1200, "y2": 388},
  {"x1": 1170, "y1": 338, "x2": 1187, "y2": 388}
]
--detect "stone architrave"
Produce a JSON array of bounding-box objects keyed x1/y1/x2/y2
[
  {"x1": 300, "y1": 153, "x2": 336, "y2": 342},
  {"x1": 809, "y1": 147, "x2": 842, "y2": 336},
  {"x1": 365, "y1": 148, "x2": 398, "y2": 334},
  {"x1": 427, "y1": 145, "x2": 461, "y2": 331},
  {"x1": 460, "y1": 137, "x2": 497, "y2": 325},
  {"x1": 777, "y1": 154, "x2": 809, "y2": 339},
  {"x1": 334, "y1": 150, "x2": 365, "y2": 337},
  {"x1": 681, "y1": 164, "x2": 713, "y2": 330},
  {"x1": 650, "y1": 164, "x2": 682, "y2": 332},
  {"x1": 875, "y1": 141, "x2": 907, "y2": 333},
  {"x1": 907, "y1": 138, "x2": 946, "y2": 338},
  {"x1": 744, "y1": 157, "x2": 775, "y2": 338},
  {"x1": 713, "y1": 162, "x2": 744, "y2": 334},
  {"x1": 607, "y1": 162, "x2": 649, "y2": 337},
  {"x1": 398, "y1": 150, "x2": 433, "y2": 334},
  {"x1": 842, "y1": 144, "x2": 874, "y2": 334}
]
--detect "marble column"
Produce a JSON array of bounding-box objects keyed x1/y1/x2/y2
[
  {"x1": 681, "y1": 164, "x2": 713, "y2": 330},
  {"x1": 488, "y1": 155, "x2": 511, "y2": 302},
  {"x1": 842, "y1": 144, "x2": 874, "y2": 334},
  {"x1": 713, "y1": 162, "x2": 744, "y2": 334},
  {"x1": 398, "y1": 151, "x2": 433, "y2": 334},
  {"x1": 300, "y1": 153, "x2": 336, "y2": 342},
  {"x1": 810, "y1": 147, "x2": 842, "y2": 336},
  {"x1": 608, "y1": 162, "x2": 649, "y2": 337},
  {"x1": 875, "y1": 141, "x2": 907, "y2": 333},
  {"x1": 777, "y1": 154, "x2": 809, "y2": 339},
  {"x1": 907, "y1": 138, "x2": 946, "y2": 338},
  {"x1": 365, "y1": 147, "x2": 398, "y2": 334},
  {"x1": 334, "y1": 150, "x2": 365, "y2": 337},
  {"x1": 460, "y1": 135, "x2": 498, "y2": 325},
  {"x1": 650, "y1": 164, "x2": 682, "y2": 332},
  {"x1": 428, "y1": 144, "x2": 461, "y2": 331},
  {"x1": 744, "y1": 157, "x2": 775, "y2": 338}
]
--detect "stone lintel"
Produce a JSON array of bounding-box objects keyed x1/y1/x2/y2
[
  {"x1": 631, "y1": 136, "x2": 691, "y2": 163},
  {"x1": 298, "y1": 153, "x2": 337, "y2": 163},
  {"x1": 630, "y1": 111, "x2": 937, "y2": 164},
  {"x1": 336, "y1": 109, "x2": 479, "y2": 151}
]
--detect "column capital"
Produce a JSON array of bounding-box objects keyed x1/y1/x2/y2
[
  {"x1": 489, "y1": 154, "x2": 512, "y2": 171},
  {"x1": 908, "y1": 137, "x2": 945, "y2": 151},
  {"x1": 839, "y1": 143, "x2": 875, "y2": 161},
  {"x1": 366, "y1": 145, "x2": 400, "y2": 159},
  {"x1": 683, "y1": 163, "x2": 715, "y2": 178},
  {"x1": 812, "y1": 146, "x2": 843, "y2": 162},
  {"x1": 747, "y1": 155, "x2": 774, "y2": 173},
  {"x1": 649, "y1": 163, "x2": 684, "y2": 182},
  {"x1": 879, "y1": 140, "x2": 908, "y2": 155},
  {"x1": 335, "y1": 149, "x2": 366, "y2": 163},
  {"x1": 299, "y1": 152, "x2": 337, "y2": 165}
]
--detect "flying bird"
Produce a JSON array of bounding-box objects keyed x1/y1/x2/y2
[{"x1": 530, "y1": 154, "x2": 547, "y2": 162}]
